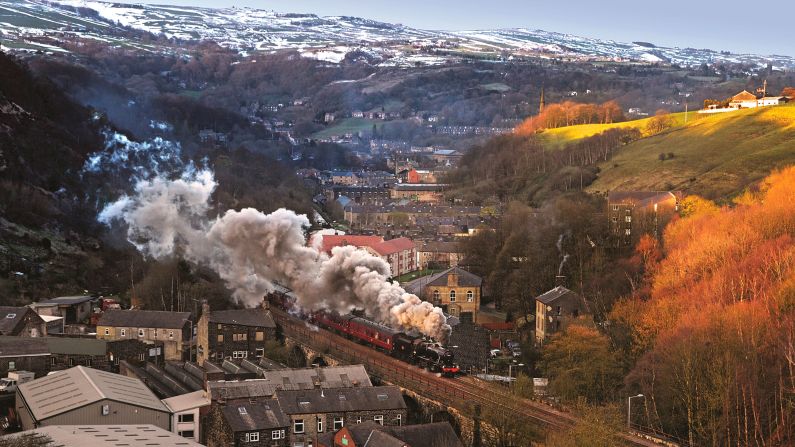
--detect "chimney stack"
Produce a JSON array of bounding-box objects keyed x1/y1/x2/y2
[{"x1": 555, "y1": 275, "x2": 566, "y2": 287}]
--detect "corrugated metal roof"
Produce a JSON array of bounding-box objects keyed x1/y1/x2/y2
[
  {"x1": 161, "y1": 390, "x2": 210, "y2": 413},
  {"x1": 18, "y1": 366, "x2": 168, "y2": 421},
  {"x1": 15, "y1": 425, "x2": 201, "y2": 447}
]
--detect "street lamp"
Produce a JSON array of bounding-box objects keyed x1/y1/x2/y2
[{"x1": 627, "y1": 394, "x2": 645, "y2": 429}]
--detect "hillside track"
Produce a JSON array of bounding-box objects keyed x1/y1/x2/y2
[{"x1": 271, "y1": 308, "x2": 665, "y2": 446}]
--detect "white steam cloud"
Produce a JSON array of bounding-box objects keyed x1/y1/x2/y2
[{"x1": 100, "y1": 169, "x2": 451, "y2": 342}]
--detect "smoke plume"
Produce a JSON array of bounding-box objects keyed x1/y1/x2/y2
[
  {"x1": 100, "y1": 170, "x2": 451, "y2": 342},
  {"x1": 556, "y1": 233, "x2": 570, "y2": 276}
]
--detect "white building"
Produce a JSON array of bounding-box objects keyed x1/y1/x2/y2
[{"x1": 162, "y1": 390, "x2": 210, "y2": 442}]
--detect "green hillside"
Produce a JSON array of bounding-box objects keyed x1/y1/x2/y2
[
  {"x1": 538, "y1": 111, "x2": 692, "y2": 148},
  {"x1": 587, "y1": 104, "x2": 795, "y2": 199}
]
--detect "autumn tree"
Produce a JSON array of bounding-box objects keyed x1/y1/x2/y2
[
  {"x1": 645, "y1": 109, "x2": 674, "y2": 136},
  {"x1": 539, "y1": 323, "x2": 624, "y2": 404}
]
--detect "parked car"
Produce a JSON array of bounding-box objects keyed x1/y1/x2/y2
[
  {"x1": 490, "y1": 349, "x2": 502, "y2": 358},
  {"x1": 0, "y1": 371, "x2": 34, "y2": 394}
]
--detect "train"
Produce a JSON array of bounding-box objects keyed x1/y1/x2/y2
[{"x1": 267, "y1": 288, "x2": 460, "y2": 377}]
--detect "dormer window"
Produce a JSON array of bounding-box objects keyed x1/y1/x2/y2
[{"x1": 5, "y1": 314, "x2": 16, "y2": 319}]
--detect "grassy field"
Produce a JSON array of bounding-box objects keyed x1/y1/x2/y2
[
  {"x1": 587, "y1": 104, "x2": 795, "y2": 199},
  {"x1": 537, "y1": 111, "x2": 694, "y2": 149},
  {"x1": 312, "y1": 118, "x2": 384, "y2": 139}
]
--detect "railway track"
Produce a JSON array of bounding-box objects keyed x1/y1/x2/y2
[{"x1": 272, "y1": 308, "x2": 666, "y2": 446}]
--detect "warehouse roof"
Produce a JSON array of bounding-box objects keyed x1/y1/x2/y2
[
  {"x1": 12, "y1": 425, "x2": 201, "y2": 447},
  {"x1": 208, "y1": 365, "x2": 372, "y2": 400},
  {"x1": 18, "y1": 366, "x2": 168, "y2": 421},
  {"x1": 44, "y1": 337, "x2": 107, "y2": 356},
  {"x1": 98, "y1": 310, "x2": 191, "y2": 329}
]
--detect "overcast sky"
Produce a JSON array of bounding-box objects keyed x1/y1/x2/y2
[{"x1": 140, "y1": 0, "x2": 794, "y2": 56}]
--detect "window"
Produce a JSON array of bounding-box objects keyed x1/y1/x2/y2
[
  {"x1": 256, "y1": 331, "x2": 264, "y2": 341},
  {"x1": 104, "y1": 328, "x2": 110, "y2": 336},
  {"x1": 294, "y1": 419, "x2": 304, "y2": 434},
  {"x1": 68, "y1": 358, "x2": 74, "y2": 367},
  {"x1": 244, "y1": 432, "x2": 259, "y2": 442},
  {"x1": 8, "y1": 361, "x2": 15, "y2": 370},
  {"x1": 178, "y1": 413, "x2": 195, "y2": 423},
  {"x1": 625, "y1": 216, "x2": 632, "y2": 223},
  {"x1": 152, "y1": 329, "x2": 157, "y2": 337},
  {"x1": 356, "y1": 416, "x2": 362, "y2": 424},
  {"x1": 169, "y1": 330, "x2": 174, "y2": 339},
  {"x1": 467, "y1": 290, "x2": 474, "y2": 302},
  {"x1": 233, "y1": 333, "x2": 247, "y2": 341},
  {"x1": 138, "y1": 329, "x2": 145, "y2": 337},
  {"x1": 232, "y1": 351, "x2": 248, "y2": 359},
  {"x1": 238, "y1": 407, "x2": 248, "y2": 415},
  {"x1": 449, "y1": 290, "x2": 456, "y2": 302},
  {"x1": 51, "y1": 357, "x2": 56, "y2": 366},
  {"x1": 121, "y1": 328, "x2": 126, "y2": 337},
  {"x1": 397, "y1": 414, "x2": 402, "y2": 426},
  {"x1": 255, "y1": 348, "x2": 264, "y2": 358},
  {"x1": 625, "y1": 229, "x2": 631, "y2": 236},
  {"x1": 333, "y1": 417, "x2": 344, "y2": 430},
  {"x1": 374, "y1": 415, "x2": 384, "y2": 425},
  {"x1": 217, "y1": 334, "x2": 223, "y2": 343},
  {"x1": 101, "y1": 404, "x2": 110, "y2": 416},
  {"x1": 84, "y1": 359, "x2": 92, "y2": 367},
  {"x1": 432, "y1": 290, "x2": 440, "y2": 302},
  {"x1": 612, "y1": 205, "x2": 619, "y2": 211},
  {"x1": 317, "y1": 417, "x2": 323, "y2": 432},
  {"x1": 272, "y1": 430, "x2": 285, "y2": 440},
  {"x1": 179, "y1": 430, "x2": 195, "y2": 438}
]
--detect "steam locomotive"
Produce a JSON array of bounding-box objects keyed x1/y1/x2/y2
[{"x1": 267, "y1": 288, "x2": 460, "y2": 377}]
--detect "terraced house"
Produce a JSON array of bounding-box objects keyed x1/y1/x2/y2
[
  {"x1": 197, "y1": 304, "x2": 276, "y2": 365},
  {"x1": 97, "y1": 310, "x2": 192, "y2": 361}
]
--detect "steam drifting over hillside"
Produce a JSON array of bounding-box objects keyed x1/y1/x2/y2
[{"x1": 99, "y1": 169, "x2": 451, "y2": 341}]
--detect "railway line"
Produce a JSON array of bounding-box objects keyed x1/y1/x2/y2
[{"x1": 271, "y1": 307, "x2": 667, "y2": 446}]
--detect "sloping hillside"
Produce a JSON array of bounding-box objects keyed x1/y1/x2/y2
[
  {"x1": 587, "y1": 104, "x2": 795, "y2": 198},
  {"x1": 537, "y1": 111, "x2": 690, "y2": 149}
]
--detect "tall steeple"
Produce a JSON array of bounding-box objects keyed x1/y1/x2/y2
[{"x1": 539, "y1": 86, "x2": 545, "y2": 114}]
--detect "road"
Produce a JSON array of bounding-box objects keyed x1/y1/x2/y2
[{"x1": 271, "y1": 307, "x2": 668, "y2": 446}]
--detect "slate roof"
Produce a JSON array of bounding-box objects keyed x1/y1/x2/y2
[
  {"x1": 418, "y1": 267, "x2": 483, "y2": 287},
  {"x1": 0, "y1": 336, "x2": 49, "y2": 357},
  {"x1": 18, "y1": 366, "x2": 168, "y2": 421},
  {"x1": 222, "y1": 401, "x2": 289, "y2": 432},
  {"x1": 38, "y1": 295, "x2": 94, "y2": 305},
  {"x1": 208, "y1": 365, "x2": 372, "y2": 400},
  {"x1": 208, "y1": 309, "x2": 276, "y2": 328},
  {"x1": 607, "y1": 191, "x2": 676, "y2": 208},
  {"x1": 320, "y1": 421, "x2": 463, "y2": 447},
  {"x1": 14, "y1": 425, "x2": 201, "y2": 447},
  {"x1": 45, "y1": 337, "x2": 107, "y2": 356},
  {"x1": 98, "y1": 310, "x2": 191, "y2": 329},
  {"x1": 320, "y1": 235, "x2": 384, "y2": 254},
  {"x1": 731, "y1": 90, "x2": 758, "y2": 101},
  {"x1": 536, "y1": 286, "x2": 579, "y2": 305},
  {"x1": 276, "y1": 385, "x2": 405, "y2": 415},
  {"x1": 0, "y1": 306, "x2": 41, "y2": 335},
  {"x1": 418, "y1": 241, "x2": 461, "y2": 253}
]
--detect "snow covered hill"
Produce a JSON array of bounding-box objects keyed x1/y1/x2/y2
[{"x1": 1, "y1": 0, "x2": 793, "y2": 69}]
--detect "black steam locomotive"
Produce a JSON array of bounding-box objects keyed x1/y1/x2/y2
[{"x1": 268, "y1": 288, "x2": 460, "y2": 377}]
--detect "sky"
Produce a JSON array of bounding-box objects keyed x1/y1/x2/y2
[{"x1": 131, "y1": 0, "x2": 794, "y2": 56}]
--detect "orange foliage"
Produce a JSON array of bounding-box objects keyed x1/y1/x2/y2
[
  {"x1": 612, "y1": 166, "x2": 795, "y2": 444},
  {"x1": 514, "y1": 100, "x2": 624, "y2": 135}
]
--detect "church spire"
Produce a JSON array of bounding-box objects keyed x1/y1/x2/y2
[{"x1": 539, "y1": 86, "x2": 545, "y2": 114}]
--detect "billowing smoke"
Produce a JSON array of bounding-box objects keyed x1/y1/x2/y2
[
  {"x1": 556, "y1": 233, "x2": 570, "y2": 276},
  {"x1": 100, "y1": 170, "x2": 451, "y2": 342},
  {"x1": 84, "y1": 129, "x2": 184, "y2": 179}
]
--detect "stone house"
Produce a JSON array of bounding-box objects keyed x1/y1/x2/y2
[
  {"x1": 0, "y1": 306, "x2": 46, "y2": 337},
  {"x1": 534, "y1": 286, "x2": 589, "y2": 344},
  {"x1": 197, "y1": 304, "x2": 276, "y2": 365},
  {"x1": 405, "y1": 267, "x2": 482, "y2": 324},
  {"x1": 365, "y1": 237, "x2": 417, "y2": 278},
  {"x1": 417, "y1": 241, "x2": 462, "y2": 270},
  {"x1": 97, "y1": 310, "x2": 192, "y2": 361},
  {"x1": 0, "y1": 337, "x2": 49, "y2": 378},
  {"x1": 276, "y1": 386, "x2": 407, "y2": 447},
  {"x1": 607, "y1": 191, "x2": 679, "y2": 246},
  {"x1": 211, "y1": 401, "x2": 290, "y2": 447},
  {"x1": 30, "y1": 296, "x2": 94, "y2": 324},
  {"x1": 319, "y1": 421, "x2": 463, "y2": 447}
]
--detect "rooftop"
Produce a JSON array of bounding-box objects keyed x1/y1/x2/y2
[
  {"x1": 208, "y1": 308, "x2": 275, "y2": 328},
  {"x1": 607, "y1": 191, "x2": 676, "y2": 208},
  {"x1": 0, "y1": 336, "x2": 49, "y2": 357},
  {"x1": 222, "y1": 401, "x2": 290, "y2": 432},
  {"x1": 45, "y1": 337, "x2": 107, "y2": 356},
  {"x1": 161, "y1": 390, "x2": 210, "y2": 413},
  {"x1": 11, "y1": 425, "x2": 201, "y2": 447},
  {"x1": 208, "y1": 365, "x2": 372, "y2": 400},
  {"x1": 276, "y1": 385, "x2": 406, "y2": 415},
  {"x1": 536, "y1": 286, "x2": 579, "y2": 305},
  {"x1": 319, "y1": 234, "x2": 384, "y2": 254},
  {"x1": 369, "y1": 237, "x2": 416, "y2": 256},
  {"x1": 98, "y1": 310, "x2": 191, "y2": 329},
  {"x1": 404, "y1": 267, "x2": 482, "y2": 295},
  {"x1": 38, "y1": 295, "x2": 95, "y2": 305},
  {"x1": 0, "y1": 306, "x2": 40, "y2": 335},
  {"x1": 18, "y1": 366, "x2": 168, "y2": 421}
]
